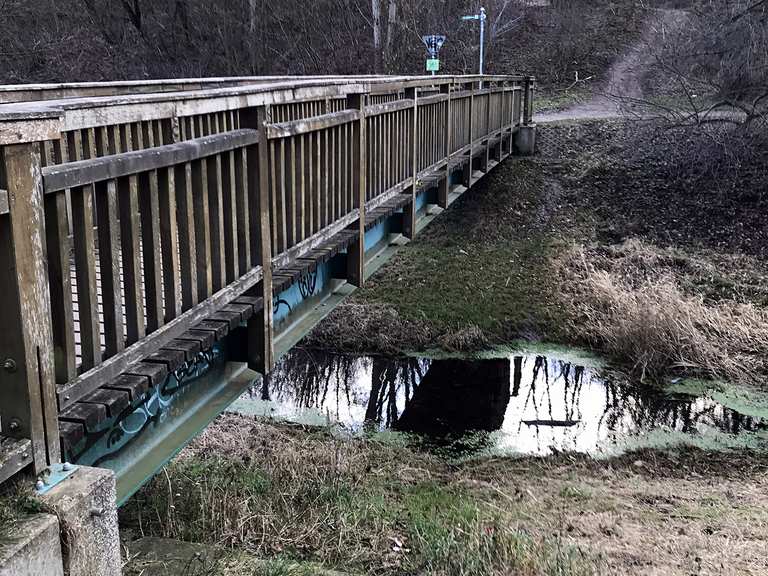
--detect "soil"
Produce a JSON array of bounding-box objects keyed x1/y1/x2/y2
[{"x1": 536, "y1": 8, "x2": 689, "y2": 122}]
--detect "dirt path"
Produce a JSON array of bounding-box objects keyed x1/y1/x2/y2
[{"x1": 535, "y1": 9, "x2": 688, "y2": 123}]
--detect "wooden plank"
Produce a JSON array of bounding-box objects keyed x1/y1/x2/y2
[
  {"x1": 178, "y1": 329, "x2": 216, "y2": 350},
  {"x1": 79, "y1": 388, "x2": 130, "y2": 418},
  {"x1": 43, "y1": 146, "x2": 77, "y2": 384},
  {"x1": 70, "y1": 130, "x2": 102, "y2": 371},
  {"x1": 140, "y1": 169, "x2": 164, "y2": 332},
  {"x1": 145, "y1": 348, "x2": 186, "y2": 373},
  {"x1": 192, "y1": 158, "x2": 213, "y2": 299},
  {"x1": 0, "y1": 437, "x2": 32, "y2": 485},
  {"x1": 58, "y1": 422, "x2": 85, "y2": 456},
  {"x1": 43, "y1": 129, "x2": 260, "y2": 193},
  {"x1": 207, "y1": 152, "x2": 226, "y2": 292},
  {"x1": 363, "y1": 98, "x2": 415, "y2": 117},
  {"x1": 176, "y1": 162, "x2": 198, "y2": 310},
  {"x1": 266, "y1": 109, "x2": 361, "y2": 139},
  {"x1": 234, "y1": 147, "x2": 251, "y2": 273},
  {"x1": 221, "y1": 149, "x2": 239, "y2": 283},
  {"x1": 95, "y1": 179, "x2": 125, "y2": 358},
  {"x1": 159, "y1": 166, "x2": 182, "y2": 322},
  {"x1": 195, "y1": 319, "x2": 230, "y2": 340},
  {"x1": 161, "y1": 339, "x2": 202, "y2": 362},
  {"x1": 103, "y1": 374, "x2": 150, "y2": 402},
  {"x1": 56, "y1": 262, "x2": 263, "y2": 409},
  {"x1": 119, "y1": 173, "x2": 146, "y2": 345},
  {"x1": 59, "y1": 402, "x2": 107, "y2": 433}
]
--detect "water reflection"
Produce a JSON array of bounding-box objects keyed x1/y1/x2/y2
[{"x1": 231, "y1": 350, "x2": 765, "y2": 456}]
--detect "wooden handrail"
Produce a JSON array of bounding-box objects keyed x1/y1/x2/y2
[{"x1": 42, "y1": 129, "x2": 259, "y2": 193}]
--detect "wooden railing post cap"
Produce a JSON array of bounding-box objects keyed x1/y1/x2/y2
[{"x1": 0, "y1": 116, "x2": 62, "y2": 146}]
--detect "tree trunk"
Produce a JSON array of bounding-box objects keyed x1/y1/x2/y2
[
  {"x1": 371, "y1": 0, "x2": 382, "y2": 73},
  {"x1": 383, "y1": 0, "x2": 397, "y2": 73}
]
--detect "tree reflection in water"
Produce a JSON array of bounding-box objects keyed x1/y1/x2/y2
[{"x1": 239, "y1": 349, "x2": 765, "y2": 455}]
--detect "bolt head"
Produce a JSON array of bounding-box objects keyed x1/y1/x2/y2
[
  {"x1": 35, "y1": 479, "x2": 45, "y2": 491},
  {"x1": 63, "y1": 462, "x2": 73, "y2": 472}
]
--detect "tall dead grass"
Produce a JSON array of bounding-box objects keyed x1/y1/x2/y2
[{"x1": 559, "y1": 240, "x2": 768, "y2": 384}]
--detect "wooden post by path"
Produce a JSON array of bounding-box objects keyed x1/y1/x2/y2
[
  {"x1": 346, "y1": 92, "x2": 367, "y2": 286},
  {"x1": 0, "y1": 140, "x2": 60, "y2": 475}
]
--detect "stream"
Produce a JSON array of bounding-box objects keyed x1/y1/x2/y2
[{"x1": 228, "y1": 348, "x2": 768, "y2": 457}]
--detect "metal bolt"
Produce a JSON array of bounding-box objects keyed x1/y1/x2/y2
[
  {"x1": 35, "y1": 479, "x2": 45, "y2": 491},
  {"x1": 2, "y1": 358, "x2": 17, "y2": 373},
  {"x1": 62, "y1": 462, "x2": 74, "y2": 472},
  {"x1": 8, "y1": 419, "x2": 20, "y2": 432}
]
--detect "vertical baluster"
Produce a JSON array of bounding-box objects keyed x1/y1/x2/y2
[
  {"x1": 192, "y1": 158, "x2": 212, "y2": 299},
  {"x1": 221, "y1": 149, "x2": 239, "y2": 283},
  {"x1": 305, "y1": 132, "x2": 314, "y2": 237},
  {"x1": 289, "y1": 136, "x2": 297, "y2": 245},
  {"x1": 43, "y1": 141, "x2": 77, "y2": 383},
  {"x1": 70, "y1": 130, "x2": 101, "y2": 369},
  {"x1": 298, "y1": 134, "x2": 307, "y2": 241},
  {"x1": 176, "y1": 162, "x2": 198, "y2": 310},
  {"x1": 269, "y1": 140, "x2": 279, "y2": 254},
  {"x1": 207, "y1": 150, "x2": 226, "y2": 292},
  {"x1": 235, "y1": 147, "x2": 251, "y2": 273},
  {"x1": 95, "y1": 175, "x2": 124, "y2": 358},
  {"x1": 158, "y1": 166, "x2": 181, "y2": 323}
]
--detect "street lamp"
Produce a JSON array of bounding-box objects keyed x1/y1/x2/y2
[{"x1": 461, "y1": 7, "x2": 487, "y2": 78}]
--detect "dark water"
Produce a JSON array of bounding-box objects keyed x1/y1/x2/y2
[{"x1": 229, "y1": 350, "x2": 766, "y2": 456}]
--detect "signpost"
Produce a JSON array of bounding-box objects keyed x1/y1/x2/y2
[
  {"x1": 461, "y1": 7, "x2": 487, "y2": 85},
  {"x1": 421, "y1": 34, "x2": 446, "y2": 76}
]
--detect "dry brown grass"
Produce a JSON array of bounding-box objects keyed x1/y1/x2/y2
[
  {"x1": 558, "y1": 239, "x2": 768, "y2": 384},
  {"x1": 122, "y1": 415, "x2": 768, "y2": 576},
  {"x1": 120, "y1": 416, "x2": 596, "y2": 576}
]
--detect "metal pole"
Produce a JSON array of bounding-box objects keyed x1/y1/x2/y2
[{"x1": 479, "y1": 7, "x2": 485, "y2": 76}]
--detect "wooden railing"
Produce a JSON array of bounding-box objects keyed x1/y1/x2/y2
[{"x1": 0, "y1": 74, "x2": 535, "y2": 484}]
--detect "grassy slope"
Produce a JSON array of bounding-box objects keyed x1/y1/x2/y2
[
  {"x1": 121, "y1": 415, "x2": 768, "y2": 576},
  {"x1": 306, "y1": 120, "x2": 768, "y2": 385}
]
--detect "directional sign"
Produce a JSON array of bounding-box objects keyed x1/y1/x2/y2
[
  {"x1": 421, "y1": 34, "x2": 446, "y2": 59},
  {"x1": 426, "y1": 59, "x2": 440, "y2": 72}
]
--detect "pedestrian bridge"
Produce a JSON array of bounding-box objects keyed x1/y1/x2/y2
[{"x1": 0, "y1": 74, "x2": 536, "y2": 499}]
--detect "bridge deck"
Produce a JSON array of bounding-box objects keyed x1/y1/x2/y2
[{"x1": 0, "y1": 74, "x2": 535, "y2": 487}]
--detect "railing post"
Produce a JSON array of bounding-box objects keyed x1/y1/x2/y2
[
  {"x1": 241, "y1": 105, "x2": 275, "y2": 374},
  {"x1": 463, "y1": 82, "x2": 475, "y2": 188},
  {"x1": 346, "y1": 91, "x2": 367, "y2": 287},
  {"x1": 0, "y1": 141, "x2": 60, "y2": 476},
  {"x1": 482, "y1": 82, "x2": 492, "y2": 172},
  {"x1": 438, "y1": 81, "x2": 451, "y2": 209},
  {"x1": 493, "y1": 85, "x2": 504, "y2": 163},
  {"x1": 403, "y1": 86, "x2": 418, "y2": 239}
]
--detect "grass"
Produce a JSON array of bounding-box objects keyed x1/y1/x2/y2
[
  {"x1": 0, "y1": 480, "x2": 41, "y2": 547},
  {"x1": 122, "y1": 415, "x2": 768, "y2": 576},
  {"x1": 306, "y1": 119, "x2": 768, "y2": 389},
  {"x1": 121, "y1": 418, "x2": 597, "y2": 576},
  {"x1": 305, "y1": 160, "x2": 564, "y2": 353},
  {"x1": 557, "y1": 240, "x2": 768, "y2": 384}
]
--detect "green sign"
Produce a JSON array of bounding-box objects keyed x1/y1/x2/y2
[{"x1": 426, "y1": 58, "x2": 440, "y2": 72}]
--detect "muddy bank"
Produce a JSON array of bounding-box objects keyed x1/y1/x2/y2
[{"x1": 302, "y1": 120, "x2": 768, "y2": 387}]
